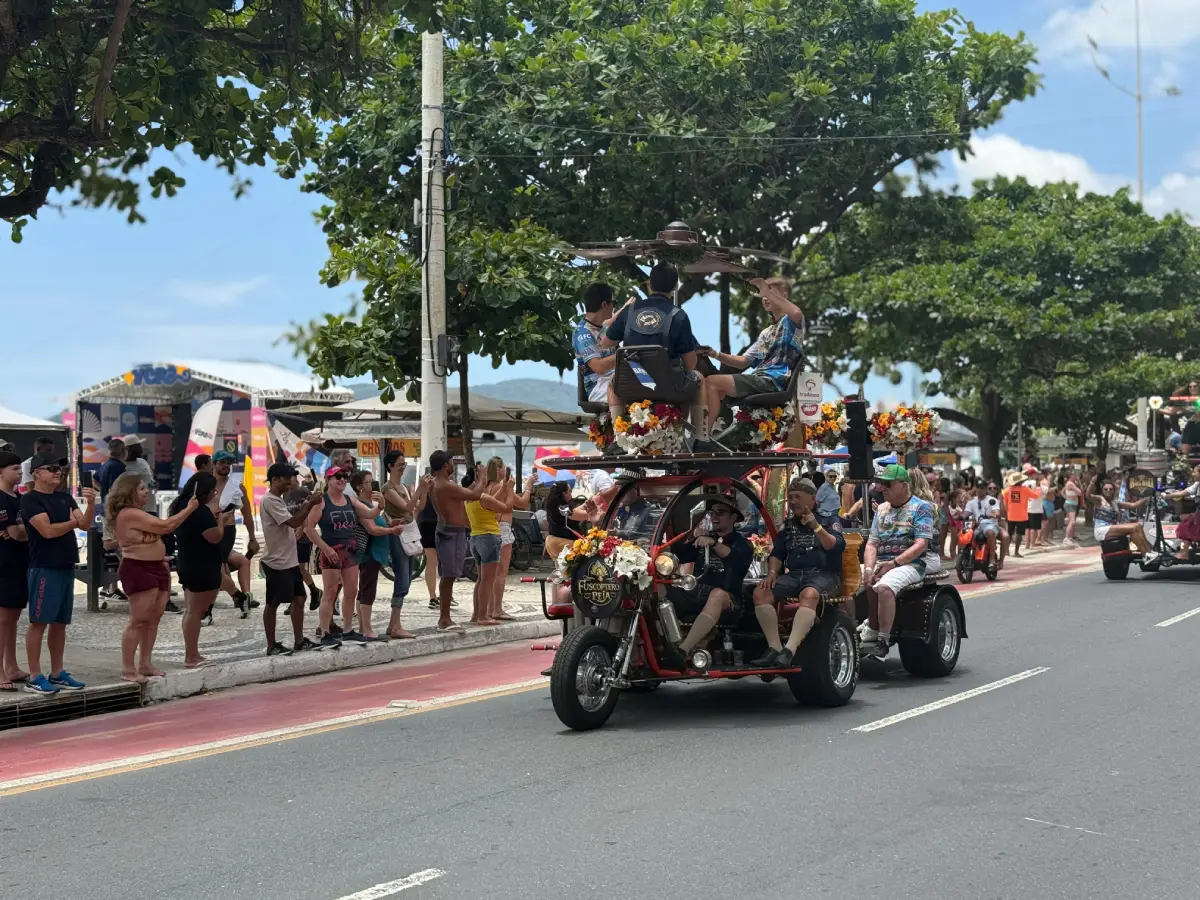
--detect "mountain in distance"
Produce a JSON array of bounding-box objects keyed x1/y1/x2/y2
[{"x1": 346, "y1": 378, "x2": 578, "y2": 413}]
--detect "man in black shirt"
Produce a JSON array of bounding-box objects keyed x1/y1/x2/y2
[
  {"x1": 0, "y1": 451, "x2": 30, "y2": 689},
  {"x1": 20, "y1": 452, "x2": 95, "y2": 694},
  {"x1": 659, "y1": 495, "x2": 753, "y2": 669},
  {"x1": 751, "y1": 478, "x2": 845, "y2": 668},
  {"x1": 602, "y1": 263, "x2": 711, "y2": 445}
]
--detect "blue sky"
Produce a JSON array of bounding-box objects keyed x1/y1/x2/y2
[{"x1": 3, "y1": 0, "x2": 1199, "y2": 417}]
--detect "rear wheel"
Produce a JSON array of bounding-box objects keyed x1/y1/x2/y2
[
  {"x1": 550, "y1": 625, "x2": 620, "y2": 730},
  {"x1": 899, "y1": 590, "x2": 962, "y2": 678},
  {"x1": 1102, "y1": 558, "x2": 1130, "y2": 580},
  {"x1": 787, "y1": 609, "x2": 858, "y2": 707},
  {"x1": 955, "y1": 549, "x2": 974, "y2": 584}
]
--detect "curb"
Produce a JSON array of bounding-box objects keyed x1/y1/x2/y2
[{"x1": 142, "y1": 618, "x2": 561, "y2": 704}]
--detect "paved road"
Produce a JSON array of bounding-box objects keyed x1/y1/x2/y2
[{"x1": 4, "y1": 566, "x2": 1200, "y2": 900}]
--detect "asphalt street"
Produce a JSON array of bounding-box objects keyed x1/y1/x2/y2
[{"x1": 5, "y1": 567, "x2": 1200, "y2": 900}]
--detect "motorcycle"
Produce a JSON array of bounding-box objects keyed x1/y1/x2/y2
[{"x1": 955, "y1": 517, "x2": 999, "y2": 584}]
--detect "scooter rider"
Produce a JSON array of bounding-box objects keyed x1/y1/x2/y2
[{"x1": 963, "y1": 482, "x2": 1000, "y2": 564}]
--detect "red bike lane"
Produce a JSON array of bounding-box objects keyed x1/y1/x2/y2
[{"x1": 0, "y1": 550, "x2": 1095, "y2": 790}]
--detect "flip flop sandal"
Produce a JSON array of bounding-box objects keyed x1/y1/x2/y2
[
  {"x1": 437, "y1": 623, "x2": 466, "y2": 633},
  {"x1": 0, "y1": 682, "x2": 16, "y2": 692},
  {"x1": 184, "y1": 659, "x2": 216, "y2": 669}
]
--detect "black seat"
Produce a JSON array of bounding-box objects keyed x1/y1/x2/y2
[
  {"x1": 738, "y1": 365, "x2": 802, "y2": 410},
  {"x1": 577, "y1": 365, "x2": 607, "y2": 415},
  {"x1": 613, "y1": 345, "x2": 700, "y2": 406}
]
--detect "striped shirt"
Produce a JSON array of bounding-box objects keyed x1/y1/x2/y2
[{"x1": 743, "y1": 313, "x2": 806, "y2": 389}]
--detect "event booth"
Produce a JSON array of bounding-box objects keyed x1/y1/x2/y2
[{"x1": 0, "y1": 404, "x2": 69, "y2": 462}]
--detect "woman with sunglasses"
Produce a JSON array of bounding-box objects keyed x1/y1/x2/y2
[
  {"x1": 1090, "y1": 480, "x2": 1157, "y2": 560},
  {"x1": 304, "y1": 466, "x2": 393, "y2": 647}
]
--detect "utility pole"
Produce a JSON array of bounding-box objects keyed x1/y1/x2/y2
[
  {"x1": 420, "y1": 30, "x2": 447, "y2": 460},
  {"x1": 1135, "y1": 0, "x2": 1144, "y2": 204}
]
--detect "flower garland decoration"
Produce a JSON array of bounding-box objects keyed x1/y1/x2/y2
[
  {"x1": 614, "y1": 401, "x2": 686, "y2": 456},
  {"x1": 555, "y1": 528, "x2": 653, "y2": 589},
  {"x1": 724, "y1": 403, "x2": 797, "y2": 450},
  {"x1": 806, "y1": 400, "x2": 849, "y2": 451},
  {"x1": 587, "y1": 412, "x2": 615, "y2": 451},
  {"x1": 868, "y1": 404, "x2": 941, "y2": 452}
]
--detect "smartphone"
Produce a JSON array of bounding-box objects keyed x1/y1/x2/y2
[
  {"x1": 80, "y1": 471, "x2": 93, "y2": 490},
  {"x1": 506, "y1": 466, "x2": 513, "y2": 481},
  {"x1": 222, "y1": 502, "x2": 238, "y2": 513}
]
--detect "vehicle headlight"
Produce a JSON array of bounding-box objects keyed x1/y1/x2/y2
[
  {"x1": 677, "y1": 574, "x2": 697, "y2": 591},
  {"x1": 654, "y1": 553, "x2": 679, "y2": 577}
]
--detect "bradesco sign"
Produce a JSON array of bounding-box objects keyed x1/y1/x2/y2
[{"x1": 121, "y1": 365, "x2": 193, "y2": 387}]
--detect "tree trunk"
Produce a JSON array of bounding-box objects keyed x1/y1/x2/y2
[
  {"x1": 719, "y1": 273, "x2": 731, "y2": 355},
  {"x1": 458, "y1": 351, "x2": 474, "y2": 468},
  {"x1": 933, "y1": 389, "x2": 1013, "y2": 484}
]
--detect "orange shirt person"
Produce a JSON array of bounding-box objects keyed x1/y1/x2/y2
[{"x1": 1003, "y1": 477, "x2": 1033, "y2": 556}]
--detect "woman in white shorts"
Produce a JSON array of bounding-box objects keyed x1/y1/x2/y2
[
  {"x1": 1090, "y1": 481, "x2": 1155, "y2": 559},
  {"x1": 485, "y1": 457, "x2": 535, "y2": 622}
]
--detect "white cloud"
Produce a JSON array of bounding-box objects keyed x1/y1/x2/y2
[
  {"x1": 1150, "y1": 58, "x2": 1183, "y2": 96},
  {"x1": 1043, "y1": 0, "x2": 1200, "y2": 56},
  {"x1": 166, "y1": 276, "x2": 270, "y2": 307},
  {"x1": 950, "y1": 133, "x2": 1200, "y2": 221},
  {"x1": 951, "y1": 134, "x2": 1125, "y2": 193}
]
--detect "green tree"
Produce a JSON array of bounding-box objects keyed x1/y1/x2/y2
[
  {"x1": 811, "y1": 178, "x2": 1200, "y2": 478},
  {"x1": 304, "y1": 0, "x2": 1036, "y2": 337},
  {"x1": 0, "y1": 0, "x2": 440, "y2": 240},
  {"x1": 287, "y1": 219, "x2": 593, "y2": 463}
]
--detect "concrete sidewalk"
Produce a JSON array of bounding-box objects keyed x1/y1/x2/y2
[{"x1": 6, "y1": 566, "x2": 560, "y2": 708}]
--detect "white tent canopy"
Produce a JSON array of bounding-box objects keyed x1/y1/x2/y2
[
  {"x1": 73, "y1": 359, "x2": 354, "y2": 405},
  {"x1": 0, "y1": 403, "x2": 63, "y2": 431}
]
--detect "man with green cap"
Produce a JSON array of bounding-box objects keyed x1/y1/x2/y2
[{"x1": 860, "y1": 464, "x2": 935, "y2": 660}]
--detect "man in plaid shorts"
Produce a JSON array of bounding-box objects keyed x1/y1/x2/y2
[{"x1": 696, "y1": 276, "x2": 806, "y2": 444}]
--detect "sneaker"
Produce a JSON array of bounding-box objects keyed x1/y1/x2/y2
[
  {"x1": 266, "y1": 642, "x2": 292, "y2": 657},
  {"x1": 246, "y1": 593, "x2": 260, "y2": 609},
  {"x1": 49, "y1": 670, "x2": 85, "y2": 690},
  {"x1": 659, "y1": 643, "x2": 689, "y2": 671},
  {"x1": 294, "y1": 637, "x2": 320, "y2": 652},
  {"x1": 23, "y1": 674, "x2": 59, "y2": 695},
  {"x1": 366, "y1": 634, "x2": 390, "y2": 643},
  {"x1": 283, "y1": 604, "x2": 292, "y2": 616},
  {"x1": 749, "y1": 647, "x2": 780, "y2": 668},
  {"x1": 863, "y1": 638, "x2": 889, "y2": 660},
  {"x1": 328, "y1": 621, "x2": 344, "y2": 637},
  {"x1": 428, "y1": 598, "x2": 439, "y2": 610},
  {"x1": 319, "y1": 633, "x2": 343, "y2": 650},
  {"x1": 774, "y1": 647, "x2": 796, "y2": 668},
  {"x1": 164, "y1": 599, "x2": 182, "y2": 614},
  {"x1": 341, "y1": 630, "x2": 370, "y2": 646},
  {"x1": 858, "y1": 626, "x2": 880, "y2": 643},
  {"x1": 201, "y1": 607, "x2": 214, "y2": 627},
  {"x1": 233, "y1": 592, "x2": 249, "y2": 619}
]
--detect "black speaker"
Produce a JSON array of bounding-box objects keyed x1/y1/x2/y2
[{"x1": 845, "y1": 399, "x2": 871, "y2": 481}]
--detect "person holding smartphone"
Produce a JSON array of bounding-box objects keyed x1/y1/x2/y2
[
  {"x1": 171, "y1": 473, "x2": 234, "y2": 668},
  {"x1": 209, "y1": 450, "x2": 258, "y2": 619}
]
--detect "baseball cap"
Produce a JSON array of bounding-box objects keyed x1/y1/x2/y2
[
  {"x1": 121, "y1": 434, "x2": 144, "y2": 448},
  {"x1": 324, "y1": 465, "x2": 349, "y2": 478},
  {"x1": 29, "y1": 452, "x2": 68, "y2": 471},
  {"x1": 876, "y1": 463, "x2": 909, "y2": 483},
  {"x1": 266, "y1": 463, "x2": 298, "y2": 481},
  {"x1": 212, "y1": 450, "x2": 236, "y2": 463},
  {"x1": 0, "y1": 451, "x2": 21, "y2": 468}
]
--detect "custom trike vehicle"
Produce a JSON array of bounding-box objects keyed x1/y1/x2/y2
[
  {"x1": 1100, "y1": 468, "x2": 1200, "y2": 580},
  {"x1": 537, "y1": 451, "x2": 966, "y2": 731}
]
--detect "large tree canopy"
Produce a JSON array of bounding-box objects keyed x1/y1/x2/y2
[
  {"x1": 296, "y1": 0, "x2": 1037, "y2": 397},
  {"x1": 0, "y1": 0, "x2": 438, "y2": 239},
  {"x1": 811, "y1": 178, "x2": 1200, "y2": 477}
]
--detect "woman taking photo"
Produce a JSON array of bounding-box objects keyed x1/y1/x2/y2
[
  {"x1": 485, "y1": 457, "x2": 536, "y2": 622},
  {"x1": 108, "y1": 474, "x2": 197, "y2": 683},
  {"x1": 1061, "y1": 472, "x2": 1083, "y2": 544},
  {"x1": 380, "y1": 451, "x2": 429, "y2": 639},
  {"x1": 171, "y1": 473, "x2": 231, "y2": 668},
  {"x1": 543, "y1": 481, "x2": 590, "y2": 562}
]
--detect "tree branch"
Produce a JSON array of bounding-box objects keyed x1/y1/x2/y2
[
  {"x1": 0, "y1": 113, "x2": 92, "y2": 148},
  {"x1": 932, "y1": 405, "x2": 983, "y2": 437},
  {"x1": 91, "y1": 0, "x2": 132, "y2": 139},
  {"x1": 0, "y1": 142, "x2": 63, "y2": 220}
]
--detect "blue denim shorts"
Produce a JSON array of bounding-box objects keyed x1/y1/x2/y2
[{"x1": 471, "y1": 533, "x2": 502, "y2": 566}]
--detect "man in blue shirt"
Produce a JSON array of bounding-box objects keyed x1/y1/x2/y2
[
  {"x1": 697, "y1": 277, "x2": 807, "y2": 440},
  {"x1": 751, "y1": 477, "x2": 845, "y2": 667},
  {"x1": 96, "y1": 438, "x2": 127, "y2": 501},
  {"x1": 602, "y1": 263, "x2": 709, "y2": 444},
  {"x1": 572, "y1": 283, "x2": 619, "y2": 405}
]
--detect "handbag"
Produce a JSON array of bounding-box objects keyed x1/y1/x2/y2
[{"x1": 400, "y1": 519, "x2": 424, "y2": 557}]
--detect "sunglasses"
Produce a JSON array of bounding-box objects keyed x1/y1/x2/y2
[
  {"x1": 35, "y1": 465, "x2": 63, "y2": 475},
  {"x1": 328, "y1": 473, "x2": 348, "y2": 481}
]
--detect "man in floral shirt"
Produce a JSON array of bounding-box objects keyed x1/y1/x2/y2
[
  {"x1": 696, "y1": 276, "x2": 806, "y2": 444},
  {"x1": 860, "y1": 465, "x2": 934, "y2": 660}
]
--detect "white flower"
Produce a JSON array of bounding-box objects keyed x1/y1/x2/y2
[
  {"x1": 629, "y1": 404, "x2": 653, "y2": 427},
  {"x1": 1149, "y1": 396, "x2": 1164, "y2": 410}
]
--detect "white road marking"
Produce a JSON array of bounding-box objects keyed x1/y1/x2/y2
[
  {"x1": 334, "y1": 869, "x2": 447, "y2": 899},
  {"x1": 1023, "y1": 817, "x2": 1110, "y2": 838},
  {"x1": 1154, "y1": 607, "x2": 1200, "y2": 628},
  {"x1": 850, "y1": 667, "x2": 1051, "y2": 733}
]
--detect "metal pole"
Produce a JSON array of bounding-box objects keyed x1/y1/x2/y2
[
  {"x1": 1137, "y1": 397, "x2": 1149, "y2": 453},
  {"x1": 1017, "y1": 408, "x2": 1023, "y2": 466},
  {"x1": 420, "y1": 30, "x2": 447, "y2": 462},
  {"x1": 1135, "y1": 0, "x2": 1144, "y2": 205}
]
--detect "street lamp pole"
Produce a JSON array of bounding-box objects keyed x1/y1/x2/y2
[
  {"x1": 420, "y1": 30, "x2": 448, "y2": 461},
  {"x1": 1135, "y1": 0, "x2": 1144, "y2": 204}
]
